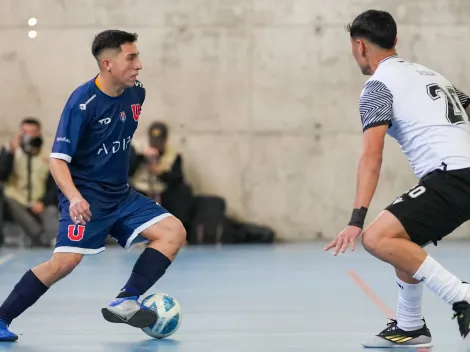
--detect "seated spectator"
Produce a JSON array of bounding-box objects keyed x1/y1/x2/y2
[
  {"x1": 0, "y1": 118, "x2": 58, "y2": 247},
  {"x1": 129, "y1": 121, "x2": 193, "y2": 233}
]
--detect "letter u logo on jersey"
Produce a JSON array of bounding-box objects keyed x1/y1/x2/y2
[
  {"x1": 131, "y1": 104, "x2": 141, "y2": 121},
  {"x1": 68, "y1": 225, "x2": 85, "y2": 241}
]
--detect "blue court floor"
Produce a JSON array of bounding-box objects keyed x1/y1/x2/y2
[{"x1": 0, "y1": 241, "x2": 469, "y2": 351}]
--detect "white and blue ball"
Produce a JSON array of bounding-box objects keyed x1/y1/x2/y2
[{"x1": 141, "y1": 293, "x2": 182, "y2": 339}]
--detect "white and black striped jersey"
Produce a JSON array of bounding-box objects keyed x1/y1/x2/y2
[{"x1": 359, "y1": 56, "x2": 470, "y2": 178}]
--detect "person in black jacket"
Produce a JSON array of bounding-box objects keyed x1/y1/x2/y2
[
  {"x1": 0, "y1": 118, "x2": 58, "y2": 247},
  {"x1": 128, "y1": 122, "x2": 193, "y2": 234}
]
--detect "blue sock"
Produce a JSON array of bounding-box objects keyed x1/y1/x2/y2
[
  {"x1": 117, "y1": 248, "x2": 171, "y2": 298},
  {"x1": 0, "y1": 270, "x2": 48, "y2": 326}
]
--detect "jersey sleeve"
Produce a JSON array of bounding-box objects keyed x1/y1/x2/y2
[
  {"x1": 359, "y1": 80, "x2": 393, "y2": 132},
  {"x1": 135, "y1": 80, "x2": 146, "y2": 105},
  {"x1": 455, "y1": 88, "x2": 470, "y2": 109},
  {"x1": 141, "y1": 86, "x2": 146, "y2": 105},
  {"x1": 50, "y1": 103, "x2": 87, "y2": 163}
]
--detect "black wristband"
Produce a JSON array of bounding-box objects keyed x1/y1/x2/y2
[{"x1": 348, "y1": 207, "x2": 368, "y2": 229}]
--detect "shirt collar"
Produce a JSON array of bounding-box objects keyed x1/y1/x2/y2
[{"x1": 378, "y1": 55, "x2": 399, "y2": 66}]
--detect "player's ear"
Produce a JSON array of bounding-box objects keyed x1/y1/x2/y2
[
  {"x1": 101, "y1": 58, "x2": 112, "y2": 72},
  {"x1": 358, "y1": 39, "x2": 366, "y2": 57}
]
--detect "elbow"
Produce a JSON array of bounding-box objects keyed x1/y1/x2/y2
[
  {"x1": 49, "y1": 157, "x2": 59, "y2": 170},
  {"x1": 49, "y1": 157, "x2": 67, "y2": 174}
]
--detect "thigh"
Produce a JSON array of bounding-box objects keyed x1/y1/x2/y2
[
  {"x1": 385, "y1": 171, "x2": 467, "y2": 247},
  {"x1": 110, "y1": 190, "x2": 172, "y2": 250},
  {"x1": 54, "y1": 211, "x2": 115, "y2": 255}
]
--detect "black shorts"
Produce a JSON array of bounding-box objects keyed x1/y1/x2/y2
[{"x1": 385, "y1": 167, "x2": 470, "y2": 247}]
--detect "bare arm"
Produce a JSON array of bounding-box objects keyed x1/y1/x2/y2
[
  {"x1": 346, "y1": 80, "x2": 393, "y2": 228},
  {"x1": 49, "y1": 158, "x2": 81, "y2": 201},
  {"x1": 353, "y1": 125, "x2": 388, "y2": 209},
  {"x1": 325, "y1": 80, "x2": 392, "y2": 255}
]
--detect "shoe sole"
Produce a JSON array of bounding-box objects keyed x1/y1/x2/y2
[
  {"x1": 101, "y1": 308, "x2": 157, "y2": 328},
  {"x1": 363, "y1": 343, "x2": 433, "y2": 348},
  {"x1": 0, "y1": 336, "x2": 18, "y2": 342}
]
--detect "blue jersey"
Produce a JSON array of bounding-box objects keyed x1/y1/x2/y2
[{"x1": 51, "y1": 76, "x2": 145, "y2": 214}]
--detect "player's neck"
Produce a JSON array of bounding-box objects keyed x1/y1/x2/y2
[
  {"x1": 96, "y1": 73, "x2": 126, "y2": 97},
  {"x1": 369, "y1": 50, "x2": 398, "y2": 75}
]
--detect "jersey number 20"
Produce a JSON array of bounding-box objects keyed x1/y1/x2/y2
[{"x1": 426, "y1": 84, "x2": 468, "y2": 125}]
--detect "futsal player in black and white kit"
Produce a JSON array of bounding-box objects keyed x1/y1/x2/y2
[{"x1": 325, "y1": 10, "x2": 470, "y2": 348}]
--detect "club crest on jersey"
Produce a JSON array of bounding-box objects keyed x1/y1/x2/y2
[
  {"x1": 120, "y1": 111, "x2": 127, "y2": 122},
  {"x1": 131, "y1": 104, "x2": 141, "y2": 121}
]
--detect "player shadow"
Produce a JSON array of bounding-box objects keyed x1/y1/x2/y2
[
  {"x1": 364, "y1": 349, "x2": 432, "y2": 352},
  {"x1": 102, "y1": 338, "x2": 182, "y2": 352}
]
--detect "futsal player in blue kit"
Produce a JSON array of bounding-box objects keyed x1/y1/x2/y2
[{"x1": 0, "y1": 30, "x2": 186, "y2": 341}]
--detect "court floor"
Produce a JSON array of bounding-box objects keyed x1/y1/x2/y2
[{"x1": 0, "y1": 240, "x2": 469, "y2": 351}]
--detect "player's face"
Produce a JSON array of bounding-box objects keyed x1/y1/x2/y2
[
  {"x1": 350, "y1": 38, "x2": 371, "y2": 75},
  {"x1": 110, "y1": 42, "x2": 142, "y2": 88}
]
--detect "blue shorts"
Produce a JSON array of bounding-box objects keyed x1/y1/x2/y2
[{"x1": 54, "y1": 189, "x2": 172, "y2": 255}]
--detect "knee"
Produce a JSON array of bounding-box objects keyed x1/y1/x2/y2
[
  {"x1": 155, "y1": 216, "x2": 186, "y2": 250},
  {"x1": 362, "y1": 228, "x2": 405, "y2": 256},
  {"x1": 48, "y1": 253, "x2": 83, "y2": 278},
  {"x1": 168, "y1": 217, "x2": 187, "y2": 249},
  {"x1": 361, "y1": 229, "x2": 383, "y2": 255}
]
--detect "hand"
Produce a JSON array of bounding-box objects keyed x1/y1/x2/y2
[
  {"x1": 69, "y1": 197, "x2": 92, "y2": 225},
  {"x1": 143, "y1": 146, "x2": 159, "y2": 159},
  {"x1": 30, "y1": 201, "x2": 45, "y2": 215},
  {"x1": 146, "y1": 162, "x2": 166, "y2": 175},
  {"x1": 10, "y1": 134, "x2": 21, "y2": 152},
  {"x1": 324, "y1": 225, "x2": 362, "y2": 256}
]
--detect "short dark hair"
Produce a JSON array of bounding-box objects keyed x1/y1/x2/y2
[
  {"x1": 91, "y1": 30, "x2": 138, "y2": 60},
  {"x1": 346, "y1": 10, "x2": 397, "y2": 49},
  {"x1": 21, "y1": 117, "x2": 41, "y2": 129}
]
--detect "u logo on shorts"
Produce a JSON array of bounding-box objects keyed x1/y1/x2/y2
[{"x1": 68, "y1": 225, "x2": 85, "y2": 241}]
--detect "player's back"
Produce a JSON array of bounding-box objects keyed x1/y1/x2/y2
[
  {"x1": 51, "y1": 77, "x2": 145, "y2": 212},
  {"x1": 368, "y1": 57, "x2": 470, "y2": 178}
]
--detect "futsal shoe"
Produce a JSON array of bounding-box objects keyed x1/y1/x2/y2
[
  {"x1": 101, "y1": 296, "x2": 157, "y2": 328},
  {"x1": 362, "y1": 319, "x2": 432, "y2": 348},
  {"x1": 453, "y1": 301, "x2": 470, "y2": 339},
  {"x1": 0, "y1": 320, "x2": 18, "y2": 342}
]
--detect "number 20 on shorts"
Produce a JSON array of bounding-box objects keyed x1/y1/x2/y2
[{"x1": 68, "y1": 225, "x2": 85, "y2": 241}]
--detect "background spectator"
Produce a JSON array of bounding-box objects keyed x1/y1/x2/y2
[{"x1": 0, "y1": 118, "x2": 58, "y2": 247}]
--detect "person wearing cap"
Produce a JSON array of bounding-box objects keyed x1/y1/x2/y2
[{"x1": 129, "y1": 122, "x2": 193, "y2": 233}]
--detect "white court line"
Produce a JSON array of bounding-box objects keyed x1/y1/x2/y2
[{"x1": 0, "y1": 254, "x2": 15, "y2": 266}]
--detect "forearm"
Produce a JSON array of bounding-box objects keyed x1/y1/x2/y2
[
  {"x1": 354, "y1": 154, "x2": 382, "y2": 209},
  {"x1": 148, "y1": 163, "x2": 170, "y2": 176},
  {"x1": 348, "y1": 154, "x2": 382, "y2": 228},
  {"x1": 49, "y1": 158, "x2": 81, "y2": 201},
  {"x1": 158, "y1": 156, "x2": 183, "y2": 185}
]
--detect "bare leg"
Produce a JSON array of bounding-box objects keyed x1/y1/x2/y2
[{"x1": 0, "y1": 252, "x2": 83, "y2": 328}]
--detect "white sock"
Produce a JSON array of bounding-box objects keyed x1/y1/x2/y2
[
  {"x1": 413, "y1": 255, "x2": 470, "y2": 305},
  {"x1": 396, "y1": 276, "x2": 424, "y2": 331}
]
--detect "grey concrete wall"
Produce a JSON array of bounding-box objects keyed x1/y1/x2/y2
[{"x1": 1, "y1": 0, "x2": 470, "y2": 240}]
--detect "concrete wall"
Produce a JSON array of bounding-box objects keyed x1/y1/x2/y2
[{"x1": 1, "y1": 0, "x2": 470, "y2": 241}]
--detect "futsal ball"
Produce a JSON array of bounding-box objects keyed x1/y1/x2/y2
[{"x1": 141, "y1": 293, "x2": 182, "y2": 339}]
